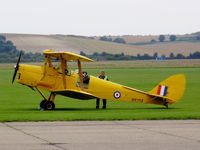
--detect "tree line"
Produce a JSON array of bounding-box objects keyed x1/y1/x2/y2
[
  {"x1": 80, "y1": 51, "x2": 200, "y2": 61},
  {"x1": 0, "y1": 35, "x2": 43, "y2": 63},
  {"x1": 152, "y1": 34, "x2": 200, "y2": 43},
  {"x1": 1, "y1": 34, "x2": 200, "y2": 63},
  {"x1": 99, "y1": 36, "x2": 126, "y2": 44}
]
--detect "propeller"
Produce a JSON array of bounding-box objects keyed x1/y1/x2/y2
[{"x1": 12, "y1": 51, "x2": 22, "y2": 84}]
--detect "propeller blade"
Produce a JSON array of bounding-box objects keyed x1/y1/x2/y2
[{"x1": 12, "y1": 51, "x2": 22, "y2": 84}]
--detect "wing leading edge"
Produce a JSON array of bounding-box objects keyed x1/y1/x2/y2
[{"x1": 43, "y1": 49, "x2": 94, "y2": 62}]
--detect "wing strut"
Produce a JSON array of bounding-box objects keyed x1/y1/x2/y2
[
  {"x1": 77, "y1": 59, "x2": 83, "y2": 89},
  {"x1": 60, "y1": 55, "x2": 67, "y2": 89},
  {"x1": 35, "y1": 87, "x2": 48, "y2": 100}
]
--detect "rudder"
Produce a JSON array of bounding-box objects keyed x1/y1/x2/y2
[{"x1": 149, "y1": 74, "x2": 186, "y2": 104}]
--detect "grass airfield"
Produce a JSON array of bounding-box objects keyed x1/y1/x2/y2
[{"x1": 0, "y1": 60, "x2": 200, "y2": 122}]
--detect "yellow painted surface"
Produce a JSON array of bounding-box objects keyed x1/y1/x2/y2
[
  {"x1": 16, "y1": 50, "x2": 186, "y2": 106},
  {"x1": 43, "y1": 49, "x2": 94, "y2": 62},
  {"x1": 149, "y1": 74, "x2": 186, "y2": 104}
]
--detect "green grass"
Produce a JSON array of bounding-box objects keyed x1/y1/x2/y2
[{"x1": 0, "y1": 67, "x2": 200, "y2": 122}]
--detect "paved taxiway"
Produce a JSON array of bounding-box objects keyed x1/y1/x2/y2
[{"x1": 0, "y1": 120, "x2": 200, "y2": 150}]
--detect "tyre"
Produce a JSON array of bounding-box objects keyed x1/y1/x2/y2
[
  {"x1": 40, "y1": 100, "x2": 47, "y2": 108},
  {"x1": 43, "y1": 101, "x2": 55, "y2": 110}
]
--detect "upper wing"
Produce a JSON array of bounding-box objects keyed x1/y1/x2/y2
[{"x1": 43, "y1": 49, "x2": 94, "y2": 62}]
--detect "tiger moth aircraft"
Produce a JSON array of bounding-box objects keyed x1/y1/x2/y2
[{"x1": 12, "y1": 50, "x2": 186, "y2": 110}]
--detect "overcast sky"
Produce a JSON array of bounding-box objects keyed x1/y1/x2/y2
[{"x1": 0, "y1": 0, "x2": 199, "y2": 36}]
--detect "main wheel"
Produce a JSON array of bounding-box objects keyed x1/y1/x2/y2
[
  {"x1": 40, "y1": 100, "x2": 47, "y2": 108},
  {"x1": 43, "y1": 101, "x2": 55, "y2": 110}
]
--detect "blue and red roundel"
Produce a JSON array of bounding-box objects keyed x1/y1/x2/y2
[{"x1": 113, "y1": 91, "x2": 121, "y2": 99}]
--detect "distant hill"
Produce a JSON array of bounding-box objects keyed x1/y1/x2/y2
[
  {"x1": 2, "y1": 34, "x2": 148, "y2": 55},
  {"x1": 1, "y1": 33, "x2": 200, "y2": 57}
]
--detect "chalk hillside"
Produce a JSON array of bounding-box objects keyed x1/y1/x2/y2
[{"x1": 1, "y1": 33, "x2": 200, "y2": 57}]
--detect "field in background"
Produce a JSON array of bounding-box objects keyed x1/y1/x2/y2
[
  {"x1": 2, "y1": 34, "x2": 148, "y2": 55},
  {"x1": 111, "y1": 34, "x2": 199, "y2": 43},
  {"x1": 1, "y1": 59, "x2": 200, "y2": 69},
  {"x1": 0, "y1": 66, "x2": 199, "y2": 122},
  {"x1": 1, "y1": 33, "x2": 200, "y2": 57},
  {"x1": 139, "y1": 42, "x2": 200, "y2": 56}
]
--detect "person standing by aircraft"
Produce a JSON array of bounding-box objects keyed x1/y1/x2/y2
[{"x1": 96, "y1": 71, "x2": 109, "y2": 109}]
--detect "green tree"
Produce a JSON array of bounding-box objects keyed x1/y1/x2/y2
[
  {"x1": 0, "y1": 35, "x2": 6, "y2": 41},
  {"x1": 101, "y1": 52, "x2": 108, "y2": 56},
  {"x1": 92, "y1": 52, "x2": 99, "y2": 56},
  {"x1": 158, "y1": 35, "x2": 165, "y2": 42},
  {"x1": 80, "y1": 51, "x2": 86, "y2": 56},
  {"x1": 99, "y1": 36, "x2": 112, "y2": 42},
  {"x1": 169, "y1": 53, "x2": 175, "y2": 58},
  {"x1": 120, "y1": 52, "x2": 124, "y2": 56},
  {"x1": 188, "y1": 51, "x2": 200, "y2": 59},
  {"x1": 0, "y1": 35, "x2": 44, "y2": 63},
  {"x1": 113, "y1": 38, "x2": 126, "y2": 44},
  {"x1": 176, "y1": 53, "x2": 185, "y2": 59},
  {"x1": 169, "y1": 35, "x2": 176, "y2": 41},
  {"x1": 153, "y1": 52, "x2": 158, "y2": 58},
  {"x1": 150, "y1": 39, "x2": 156, "y2": 43},
  {"x1": 0, "y1": 36, "x2": 17, "y2": 53},
  {"x1": 196, "y1": 36, "x2": 200, "y2": 40}
]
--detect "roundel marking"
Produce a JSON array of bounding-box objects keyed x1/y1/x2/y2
[{"x1": 113, "y1": 91, "x2": 121, "y2": 99}]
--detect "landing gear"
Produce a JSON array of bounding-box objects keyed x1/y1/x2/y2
[
  {"x1": 36, "y1": 87, "x2": 57, "y2": 110},
  {"x1": 43, "y1": 101, "x2": 55, "y2": 110},
  {"x1": 40, "y1": 99, "x2": 56, "y2": 110},
  {"x1": 164, "y1": 103, "x2": 168, "y2": 109},
  {"x1": 163, "y1": 99, "x2": 169, "y2": 109},
  {"x1": 40, "y1": 100, "x2": 47, "y2": 108}
]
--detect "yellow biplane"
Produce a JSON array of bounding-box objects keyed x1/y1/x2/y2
[{"x1": 12, "y1": 50, "x2": 186, "y2": 110}]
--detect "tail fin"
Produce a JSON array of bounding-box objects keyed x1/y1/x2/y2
[{"x1": 149, "y1": 74, "x2": 186, "y2": 104}]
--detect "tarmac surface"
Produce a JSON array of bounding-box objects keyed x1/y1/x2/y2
[{"x1": 0, "y1": 120, "x2": 200, "y2": 150}]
